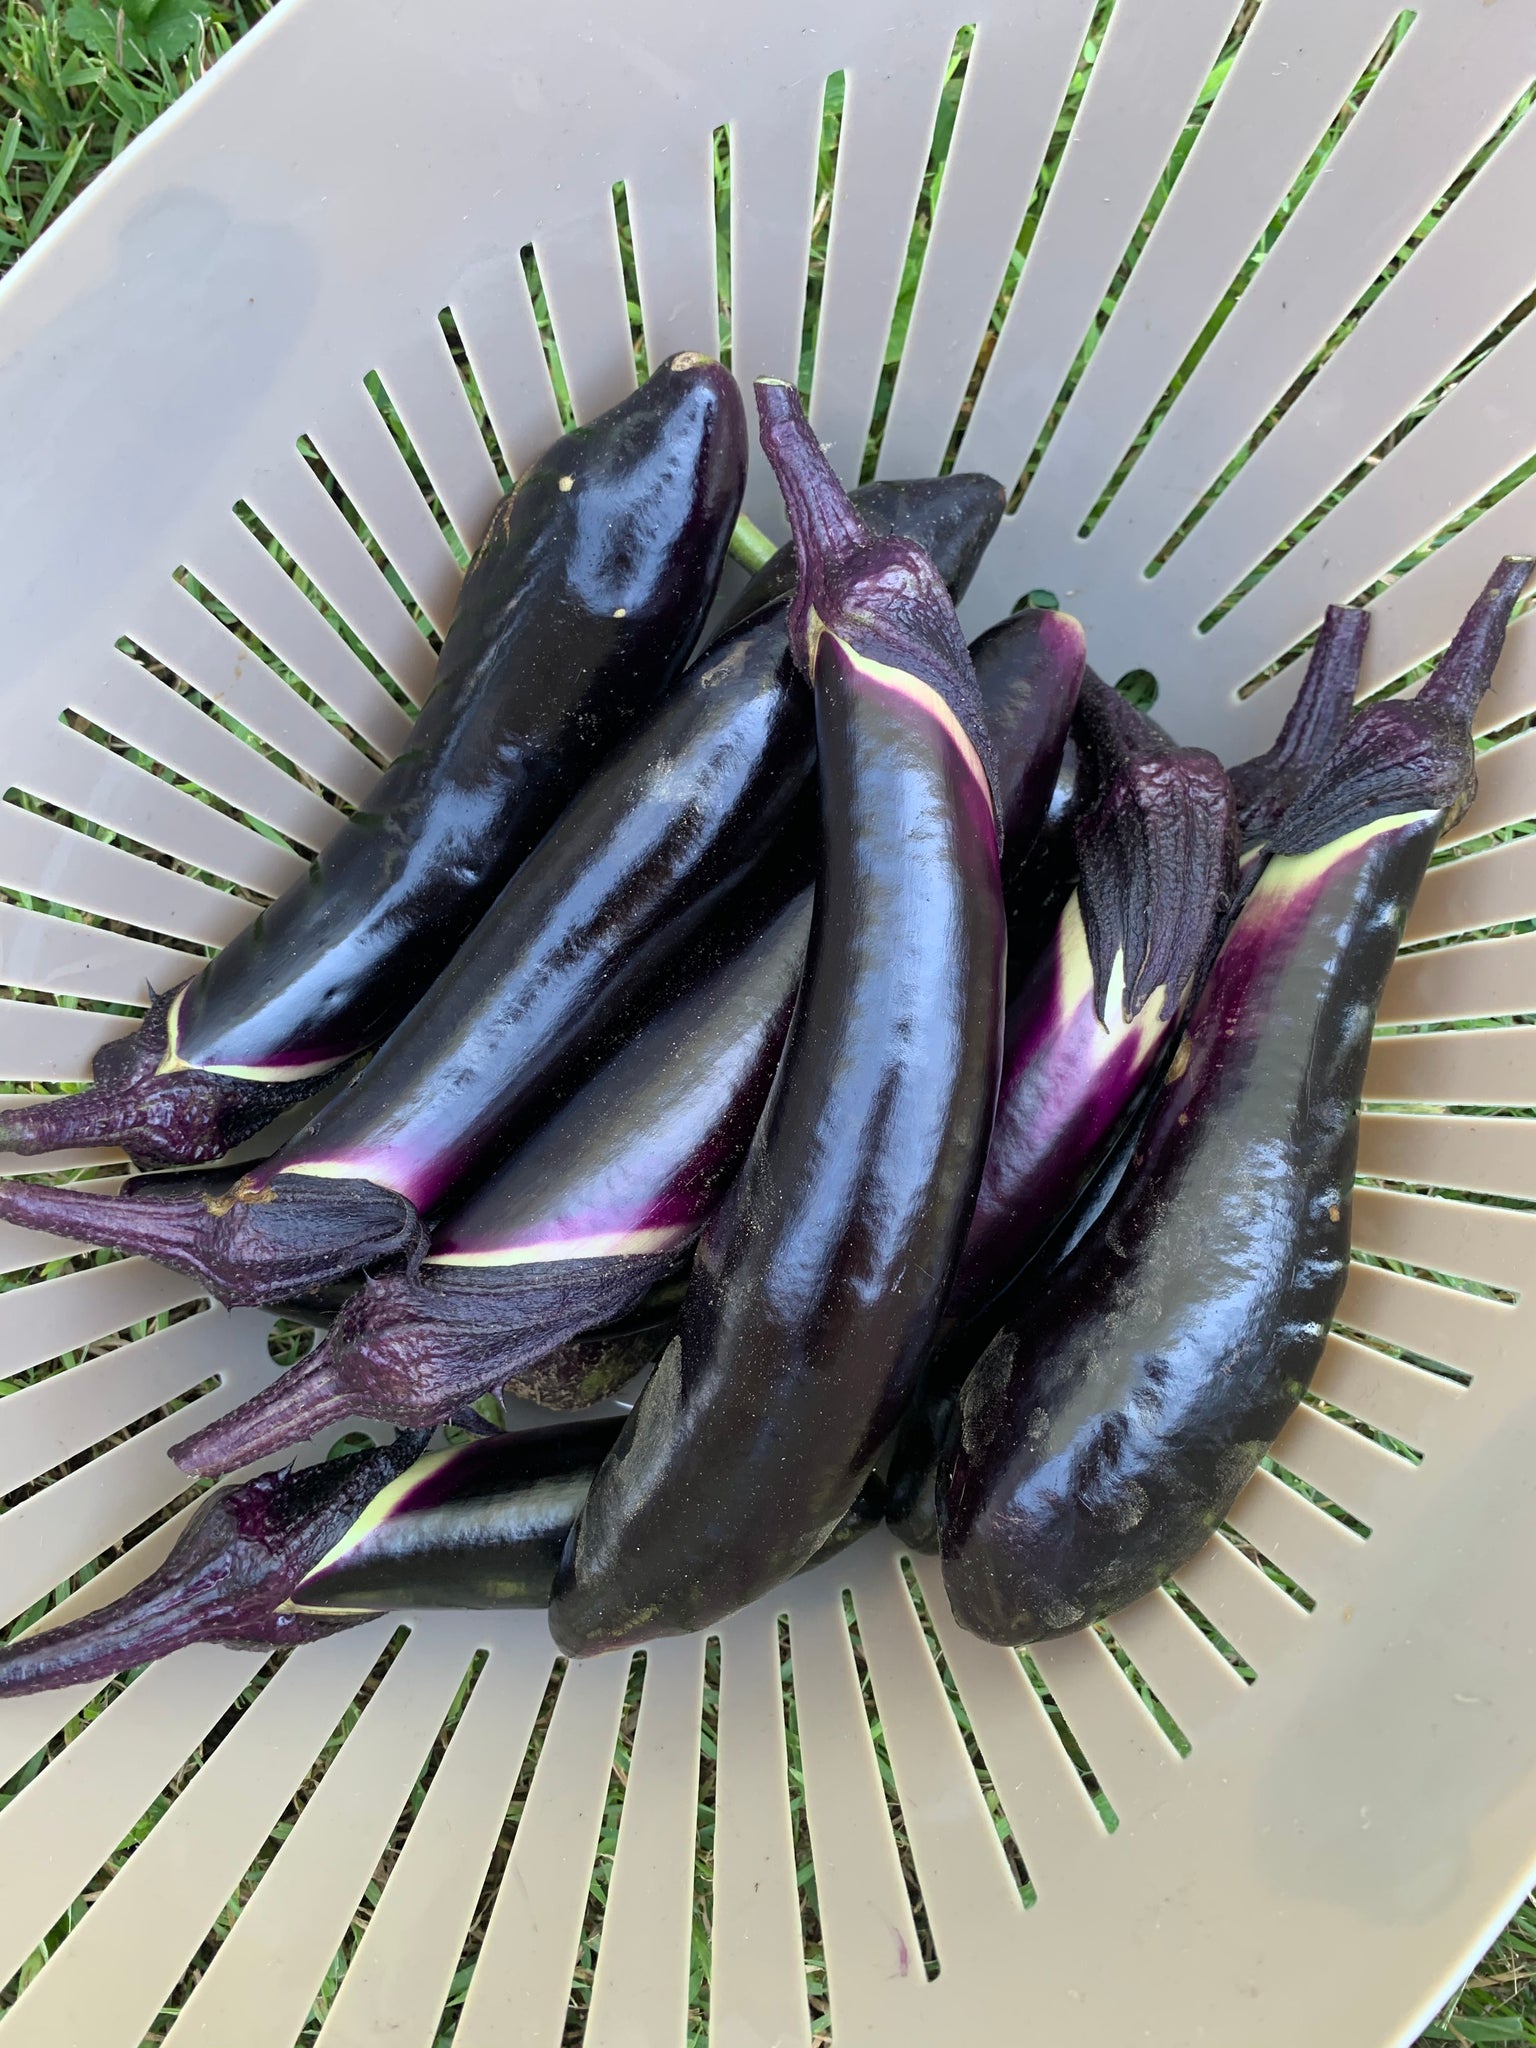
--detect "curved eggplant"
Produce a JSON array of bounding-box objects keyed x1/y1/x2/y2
[
  {"x1": 0, "y1": 475, "x2": 1008, "y2": 1307},
  {"x1": 970, "y1": 609, "x2": 1085, "y2": 848},
  {"x1": 887, "y1": 603, "x2": 1391, "y2": 1550},
  {"x1": 946, "y1": 694, "x2": 1236, "y2": 1334},
  {"x1": 549, "y1": 379, "x2": 1006, "y2": 1656},
  {"x1": 0, "y1": 357, "x2": 747, "y2": 1170},
  {"x1": 940, "y1": 557, "x2": 1533, "y2": 1644},
  {"x1": 0, "y1": 1425, "x2": 884, "y2": 1693}
]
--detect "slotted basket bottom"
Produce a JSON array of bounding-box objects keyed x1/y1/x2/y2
[{"x1": 0, "y1": 0, "x2": 1533, "y2": 2041}]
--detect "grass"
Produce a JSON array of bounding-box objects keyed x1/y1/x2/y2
[{"x1": 1, "y1": 0, "x2": 1535, "y2": 2041}]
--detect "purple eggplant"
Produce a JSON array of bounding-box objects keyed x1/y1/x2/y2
[
  {"x1": 548, "y1": 379, "x2": 1006, "y2": 1656},
  {"x1": 0, "y1": 358, "x2": 747, "y2": 1171},
  {"x1": 940, "y1": 557, "x2": 1533, "y2": 1645},
  {"x1": 0, "y1": 476, "x2": 1007, "y2": 1307},
  {"x1": 971, "y1": 609, "x2": 1085, "y2": 848},
  {"x1": 960, "y1": 606, "x2": 1371, "y2": 1327},
  {"x1": 0, "y1": 1425, "x2": 884, "y2": 1694},
  {"x1": 887, "y1": 605, "x2": 1380, "y2": 1551},
  {"x1": 168, "y1": 575, "x2": 1082, "y2": 1475},
  {"x1": 169, "y1": 893, "x2": 811, "y2": 1473}
]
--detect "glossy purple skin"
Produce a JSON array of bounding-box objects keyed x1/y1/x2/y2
[
  {"x1": 712, "y1": 473, "x2": 1004, "y2": 639},
  {"x1": 549, "y1": 380, "x2": 1006, "y2": 1656},
  {"x1": 969, "y1": 609, "x2": 1085, "y2": 850},
  {"x1": 264, "y1": 625, "x2": 816, "y2": 1217},
  {"x1": 0, "y1": 357, "x2": 747, "y2": 1170},
  {"x1": 946, "y1": 904, "x2": 1170, "y2": 1328},
  {"x1": 0, "y1": 1434, "x2": 425, "y2": 1697},
  {"x1": 434, "y1": 891, "x2": 812, "y2": 1261},
  {"x1": 170, "y1": 897, "x2": 813, "y2": 1473},
  {"x1": 941, "y1": 812, "x2": 1440, "y2": 1642}
]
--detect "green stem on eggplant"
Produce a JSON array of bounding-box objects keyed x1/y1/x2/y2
[{"x1": 727, "y1": 512, "x2": 778, "y2": 573}]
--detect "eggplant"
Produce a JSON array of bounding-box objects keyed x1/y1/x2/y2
[
  {"x1": 0, "y1": 1426, "x2": 884, "y2": 1695},
  {"x1": 886, "y1": 603, "x2": 1391, "y2": 1550},
  {"x1": 169, "y1": 893, "x2": 812, "y2": 1473},
  {"x1": 0, "y1": 357, "x2": 747, "y2": 1170},
  {"x1": 940, "y1": 557, "x2": 1533, "y2": 1645},
  {"x1": 548, "y1": 379, "x2": 1006, "y2": 1656},
  {"x1": 0, "y1": 475, "x2": 1008, "y2": 1308},
  {"x1": 168, "y1": 574, "x2": 1081, "y2": 1475}
]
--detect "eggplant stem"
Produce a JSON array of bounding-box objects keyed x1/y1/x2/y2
[
  {"x1": 172, "y1": 1336, "x2": 356, "y2": 1475},
  {"x1": 0, "y1": 1175, "x2": 219, "y2": 1268},
  {"x1": 1229, "y1": 605, "x2": 1370, "y2": 847},
  {"x1": 753, "y1": 381, "x2": 867, "y2": 662},
  {"x1": 726, "y1": 513, "x2": 777, "y2": 574},
  {"x1": 1419, "y1": 556, "x2": 1534, "y2": 721}
]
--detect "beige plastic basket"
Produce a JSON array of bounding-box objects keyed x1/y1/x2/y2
[{"x1": 0, "y1": 0, "x2": 1533, "y2": 2039}]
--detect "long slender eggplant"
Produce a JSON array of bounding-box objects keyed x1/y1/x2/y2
[
  {"x1": 170, "y1": 893, "x2": 813, "y2": 1472},
  {"x1": 0, "y1": 1425, "x2": 884, "y2": 1695},
  {"x1": 549, "y1": 380, "x2": 1006, "y2": 1656},
  {"x1": 0, "y1": 477, "x2": 1008, "y2": 1308},
  {"x1": 940, "y1": 557, "x2": 1533, "y2": 1645},
  {"x1": 887, "y1": 604, "x2": 1377, "y2": 1549},
  {"x1": 169, "y1": 573, "x2": 1081, "y2": 1476},
  {"x1": 0, "y1": 358, "x2": 747, "y2": 1171}
]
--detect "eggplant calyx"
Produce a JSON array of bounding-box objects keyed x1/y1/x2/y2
[
  {"x1": 0, "y1": 988, "x2": 326, "y2": 1169},
  {"x1": 752, "y1": 379, "x2": 999, "y2": 807},
  {"x1": 1231, "y1": 605, "x2": 1368, "y2": 847},
  {"x1": 0, "y1": 1433, "x2": 427, "y2": 1698},
  {"x1": 1076, "y1": 749, "x2": 1238, "y2": 1025},
  {"x1": 171, "y1": 1248, "x2": 688, "y2": 1476},
  {"x1": 1271, "y1": 556, "x2": 1535, "y2": 856},
  {"x1": 1418, "y1": 555, "x2": 1534, "y2": 726},
  {"x1": 0, "y1": 1170, "x2": 425, "y2": 1309},
  {"x1": 1073, "y1": 671, "x2": 1173, "y2": 779}
]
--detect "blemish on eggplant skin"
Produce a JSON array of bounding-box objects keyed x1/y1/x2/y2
[{"x1": 558, "y1": 475, "x2": 575, "y2": 491}]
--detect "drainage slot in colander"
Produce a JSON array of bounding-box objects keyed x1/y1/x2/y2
[{"x1": 899, "y1": 1557, "x2": 1036, "y2": 1908}]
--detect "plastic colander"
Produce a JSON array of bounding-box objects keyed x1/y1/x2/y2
[{"x1": 1, "y1": 0, "x2": 1533, "y2": 2040}]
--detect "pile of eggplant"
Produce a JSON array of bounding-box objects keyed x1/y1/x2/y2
[{"x1": 0, "y1": 351, "x2": 1527, "y2": 1696}]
